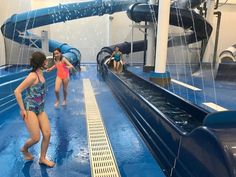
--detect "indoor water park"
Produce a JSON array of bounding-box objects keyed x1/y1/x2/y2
[{"x1": 0, "y1": 0, "x2": 236, "y2": 177}]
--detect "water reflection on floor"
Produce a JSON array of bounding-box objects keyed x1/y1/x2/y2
[{"x1": 0, "y1": 65, "x2": 165, "y2": 177}]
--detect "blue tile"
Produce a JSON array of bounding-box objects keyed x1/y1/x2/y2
[{"x1": 0, "y1": 64, "x2": 165, "y2": 177}]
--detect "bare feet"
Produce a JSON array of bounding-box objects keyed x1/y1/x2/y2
[
  {"x1": 21, "y1": 148, "x2": 34, "y2": 161},
  {"x1": 62, "y1": 100, "x2": 67, "y2": 106},
  {"x1": 39, "y1": 158, "x2": 55, "y2": 168},
  {"x1": 54, "y1": 100, "x2": 59, "y2": 108}
]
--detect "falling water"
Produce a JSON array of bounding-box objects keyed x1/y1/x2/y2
[{"x1": 144, "y1": 0, "x2": 218, "y2": 108}]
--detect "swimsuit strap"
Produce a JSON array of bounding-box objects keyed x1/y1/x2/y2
[{"x1": 35, "y1": 71, "x2": 42, "y2": 83}]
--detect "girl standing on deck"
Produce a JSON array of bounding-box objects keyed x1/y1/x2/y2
[
  {"x1": 14, "y1": 51, "x2": 55, "y2": 167},
  {"x1": 47, "y1": 48, "x2": 75, "y2": 107}
]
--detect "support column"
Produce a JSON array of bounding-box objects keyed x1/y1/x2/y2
[
  {"x1": 41, "y1": 30, "x2": 49, "y2": 55},
  {"x1": 202, "y1": 0, "x2": 215, "y2": 63},
  {"x1": 130, "y1": 21, "x2": 134, "y2": 67},
  {"x1": 149, "y1": 0, "x2": 171, "y2": 86},
  {"x1": 107, "y1": 15, "x2": 113, "y2": 46},
  {"x1": 144, "y1": 0, "x2": 156, "y2": 72}
]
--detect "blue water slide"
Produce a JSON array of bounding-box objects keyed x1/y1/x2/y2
[
  {"x1": 1, "y1": 0, "x2": 147, "y2": 65},
  {"x1": 127, "y1": 2, "x2": 212, "y2": 44},
  {"x1": 0, "y1": 0, "x2": 148, "y2": 113},
  {"x1": 172, "y1": 0, "x2": 206, "y2": 9},
  {"x1": 99, "y1": 40, "x2": 147, "y2": 55},
  {"x1": 96, "y1": 40, "x2": 147, "y2": 72},
  {"x1": 97, "y1": 0, "x2": 212, "y2": 70}
]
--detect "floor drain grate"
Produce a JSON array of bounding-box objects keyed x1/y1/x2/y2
[
  {"x1": 83, "y1": 79, "x2": 121, "y2": 177},
  {"x1": 80, "y1": 66, "x2": 87, "y2": 71}
]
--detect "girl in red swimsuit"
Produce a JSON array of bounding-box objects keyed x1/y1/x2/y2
[{"x1": 47, "y1": 48, "x2": 75, "y2": 107}]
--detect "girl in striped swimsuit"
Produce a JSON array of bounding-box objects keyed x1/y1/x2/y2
[{"x1": 14, "y1": 52, "x2": 55, "y2": 167}]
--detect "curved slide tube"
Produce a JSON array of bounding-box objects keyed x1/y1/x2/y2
[
  {"x1": 127, "y1": 3, "x2": 212, "y2": 45},
  {"x1": 0, "y1": 0, "x2": 148, "y2": 113},
  {"x1": 96, "y1": 40, "x2": 147, "y2": 72},
  {"x1": 216, "y1": 44, "x2": 236, "y2": 81},
  {"x1": 99, "y1": 40, "x2": 147, "y2": 56},
  {"x1": 1, "y1": 0, "x2": 147, "y2": 65},
  {"x1": 172, "y1": 0, "x2": 206, "y2": 9},
  {"x1": 97, "y1": 0, "x2": 212, "y2": 69},
  {"x1": 219, "y1": 44, "x2": 236, "y2": 63}
]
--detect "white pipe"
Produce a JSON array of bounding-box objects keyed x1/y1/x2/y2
[
  {"x1": 203, "y1": 0, "x2": 215, "y2": 63},
  {"x1": 155, "y1": 0, "x2": 171, "y2": 73},
  {"x1": 41, "y1": 30, "x2": 49, "y2": 55},
  {"x1": 219, "y1": 46, "x2": 236, "y2": 62},
  {"x1": 149, "y1": 0, "x2": 156, "y2": 4},
  {"x1": 131, "y1": 21, "x2": 134, "y2": 66},
  {"x1": 146, "y1": 0, "x2": 156, "y2": 67},
  {"x1": 107, "y1": 15, "x2": 113, "y2": 46}
]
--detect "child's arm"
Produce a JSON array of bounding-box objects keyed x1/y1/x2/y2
[
  {"x1": 14, "y1": 73, "x2": 36, "y2": 120},
  {"x1": 63, "y1": 58, "x2": 75, "y2": 70},
  {"x1": 46, "y1": 64, "x2": 56, "y2": 72},
  {"x1": 110, "y1": 52, "x2": 115, "y2": 59},
  {"x1": 121, "y1": 52, "x2": 125, "y2": 64}
]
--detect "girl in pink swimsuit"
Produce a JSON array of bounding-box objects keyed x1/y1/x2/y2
[{"x1": 47, "y1": 48, "x2": 75, "y2": 107}]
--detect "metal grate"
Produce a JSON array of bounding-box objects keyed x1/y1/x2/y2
[
  {"x1": 83, "y1": 79, "x2": 121, "y2": 177},
  {"x1": 80, "y1": 66, "x2": 87, "y2": 71}
]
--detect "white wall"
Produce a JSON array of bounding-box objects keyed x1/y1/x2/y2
[
  {"x1": 219, "y1": 0, "x2": 236, "y2": 4},
  {"x1": 112, "y1": 12, "x2": 144, "y2": 44},
  {"x1": 217, "y1": 4, "x2": 236, "y2": 55},
  {"x1": 111, "y1": 12, "x2": 146, "y2": 64},
  {"x1": 30, "y1": 0, "x2": 52, "y2": 41},
  {"x1": 30, "y1": 1, "x2": 144, "y2": 63},
  {"x1": 49, "y1": 15, "x2": 109, "y2": 62},
  {"x1": 0, "y1": 0, "x2": 31, "y2": 65},
  {"x1": 31, "y1": 1, "x2": 146, "y2": 62}
]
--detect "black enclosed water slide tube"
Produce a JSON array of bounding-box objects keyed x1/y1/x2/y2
[{"x1": 127, "y1": 3, "x2": 212, "y2": 44}]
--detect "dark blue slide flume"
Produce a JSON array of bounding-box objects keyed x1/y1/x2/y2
[
  {"x1": 97, "y1": 0, "x2": 213, "y2": 69},
  {"x1": 127, "y1": 2, "x2": 212, "y2": 45},
  {"x1": 96, "y1": 40, "x2": 147, "y2": 70},
  {"x1": 100, "y1": 62, "x2": 236, "y2": 177},
  {"x1": 97, "y1": 1, "x2": 236, "y2": 176}
]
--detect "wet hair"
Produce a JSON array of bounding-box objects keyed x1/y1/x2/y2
[
  {"x1": 30, "y1": 51, "x2": 46, "y2": 72},
  {"x1": 53, "y1": 48, "x2": 63, "y2": 61}
]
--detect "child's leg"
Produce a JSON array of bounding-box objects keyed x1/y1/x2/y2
[
  {"x1": 38, "y1": 112, "x2": 55, "y2": 167},
  {"x1": 54, "y1": 77, "x2": 62, "y2": 107},
  {"x1": 116, "y1": 61, "x2": 120, "y2": 71},
  {"x1": 113, "y1": 61, "x2": 117, "y2": 71},
  {"x1": 62, "y1": 78, "x2": 69, "y2": 105},
  {"x1": 21, "y1": 111, "x2": 41, "y2": 160}
]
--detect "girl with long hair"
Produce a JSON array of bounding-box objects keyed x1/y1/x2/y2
[
  {"x1": 47, "y1": 48, "x2": 75, "y2": 107},
  {"x1": 14, "y1": 51, "x2": 55, "y2": 167}
]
